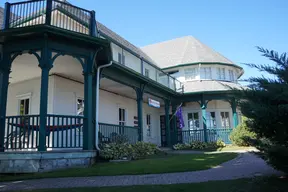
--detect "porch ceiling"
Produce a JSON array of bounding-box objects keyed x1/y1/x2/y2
[{"x1": 9, "y1": 53, "x2": 163, "y2": 105}]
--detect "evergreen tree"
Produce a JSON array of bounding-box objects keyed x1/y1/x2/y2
[{"x1": 234, "y1": 47, "x2": 288, "y2": 173}]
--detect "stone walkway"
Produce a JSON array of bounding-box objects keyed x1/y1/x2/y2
[{"x1": 0, "y1": 152, "x2": 282, "y2": 191}]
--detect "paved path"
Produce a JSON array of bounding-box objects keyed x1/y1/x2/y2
[{"x1": 0, "y1": 152, "x2": 282, "y2": 191}]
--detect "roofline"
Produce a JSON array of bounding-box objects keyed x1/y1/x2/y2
[{"x1": 162, "y1": 62, "x2": 244, "y2": 78}]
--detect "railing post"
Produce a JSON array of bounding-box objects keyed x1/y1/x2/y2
[
  {"x1": 90, "y1": 11, "x2": 96, "y2": 37},
  {"x1": 135, "y1": 85, "x2": 144, "y2": 141},
  {"x1": 164, "y1": 99, "x2": 171, "y2": 147},
  {"x1": 38, "y1": 42, "x2": 52, "y2": 152},
  {"x1": 141, "y1": 59, "x2": 144, "y2": 75},
  {"x1": 45, "y1": 0, "x2": 53, "y2": 25},
  {"x1": 83, "y1": 55, "x2": 94, "y2": 150},
  {"x1": 171, "y1": 104, "x2": 177, "y2": 145},
  {"x1": 0, "y1": 58, "x2": 11, "y2": 152},
  {"x1": 200, "y1": 96, "x2": 208, "y2": 143},
  {"x1": 231, "y1": 98, "x2": 239, "y2": 128},
  {"x1": 3, "y1": 2, "x2": 11, "y2": 30}
]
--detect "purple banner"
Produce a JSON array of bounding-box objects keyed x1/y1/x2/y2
[{"x1": 176, "y1": 106, "x2": 185, "y2": 129}]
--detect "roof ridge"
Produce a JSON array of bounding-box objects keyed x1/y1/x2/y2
[{"x1": 179, "y1": 37, "x2": 191, "y2": 64}]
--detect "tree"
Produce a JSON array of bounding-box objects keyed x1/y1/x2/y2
[{"x1": 233, "y1": 47, "x2": 288, "y2": 173}]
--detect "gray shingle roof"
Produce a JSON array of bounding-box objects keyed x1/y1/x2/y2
[
  {"x1": 96, "y1": 22, "x2": 156, "y2": 65},
  {"x1": 183, "y1": 80, "x2": 243, "y2": 93},
  {"x1": 141, "y1": 36, "x2": 235, "y2": 69}
]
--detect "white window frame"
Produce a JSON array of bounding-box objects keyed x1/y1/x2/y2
[
  {"x1": 228, "y1": 70, "x2": 235, "y2": 81},
  {"x1": 16, "y1": 93, "x2": 32, "y2": 115},
  {"x1": 220, "y1": 111, "x2": 231, "y2": 128},
  {"x1": 217, "y1": 67, "x2": 226, "y2": 80},
  {"x1": 118, "y1": 107, "x2": 127, "y2": 126},
  {"x1": 145, "y1": 68, "x2": 150, "y2": 78},
  {"x1": 206, "y1": 111, "x2": 217, "y2": 129},
  {"x1": 187, "y1": 112, "x2": 200, "y2": 130},
  {"x1": 201, "y1": 67, "x2": 212, "y2": 79},
  {"x1": 184, "y1": 68, "x2": 197, "y2": 81},
  {"x1": 146, "y1": 114, "x2": 151, "y2": 137},
  {"x1": 76, "y1": 97, "x2": 84, "y2": 116}
]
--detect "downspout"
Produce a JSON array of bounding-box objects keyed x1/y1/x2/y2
[{"x1": 95, "y1": 61, "x2": 112, "y2": 151}]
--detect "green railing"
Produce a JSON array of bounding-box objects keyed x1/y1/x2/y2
[
  {"x1": 99, "y1": 123, "x2": 139, "y2": 144},
  {"x1": 179, "y1": 128, "x2": 233, "y2": 144},
  {"x1": 2, "y1": 0, "x2": 97, "y2": 36},
  {"x1": 4, "y1": 114, "x2": 85, "y2": 150}
]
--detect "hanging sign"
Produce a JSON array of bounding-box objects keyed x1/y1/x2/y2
[{"x1": 148, "y1": 98, "x2": 160, "y2": 108}]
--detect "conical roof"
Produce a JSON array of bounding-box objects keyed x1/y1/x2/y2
[{"x1": 141, "y1": 36, "x2": 234, "y2": 69}]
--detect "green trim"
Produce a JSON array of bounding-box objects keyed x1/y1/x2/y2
[{"x1": 163, "y1": 62, "x2": 243, "y2": 70}]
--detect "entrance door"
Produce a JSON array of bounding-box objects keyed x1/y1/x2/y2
[{"x1": 160, "y1": 115, "x2": 182, "y2": 147}]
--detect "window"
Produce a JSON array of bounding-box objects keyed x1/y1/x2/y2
[
  {"x1": 206, "y1": 112, "x2": 216, "y2": 129},
  {"x1": 201, "y1": 67, "x2": 212, "y2": 79},
  {"x1": 146, "y1": 114, "x2": 151, "y2": 136},
  {"x1": 145, "y1": 68, "x2": 150, "y2": 78},
  {"x1": 77, "y1": 98, "x2": 84, "y2": 116},
  {"x1": 188, "y1": 112, "x2": 200, "y2": 130},
  {"x1": 185, "y1": 68, "x2": 198, "y2": 80},
  {"x1": 19, "y1": 98, "x2": 30, "y2": 116},
  {"x1": 220, "y1": 112, "x2": 230, "y2": 128},
  {"x1": 217, "y1": 68, "x2": 226, "y2": 80},
  {"x1": 228, "y1": 70, "x2": 235, "y2": 81},
  {"x1": 119, "y1": 108, "x2": 126, "y2": 126},
  {"x1": 17, "y1": 93, "x2": 32, "y2": 116},
  {"x1": 117, "y1": 53, "x2": 125, "y2": 65}
]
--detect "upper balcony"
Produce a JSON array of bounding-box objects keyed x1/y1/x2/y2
[{"x1": 1, "y1": 0, "x2": 183, "y2": 93}]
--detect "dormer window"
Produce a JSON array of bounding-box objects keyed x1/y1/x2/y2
[
  {"x1": 201, "y1": 67, "x2": 212, "y2": 79},
  {"x1": 229, "y1": 70, "x2": 235, "y2": 81},
  {"x1": 185, "y1": 68, "x2": 198, "y2": 80},
  {"x1": 217, "y1": 68, "x2": 226, "y2": 80}
]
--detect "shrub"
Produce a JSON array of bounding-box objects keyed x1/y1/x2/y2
[
  {"x1": 230, "y1": 121, "x2": 256, "y2": 146},
  {"x1": 131, "y1": 142, "x2": 159, "y2": 160},
  {"x1": 99, "y1": 141, "x2": 162, "y2": 160},
  {"x1": 99, "y1": 142, "x2": 132, "y2": 160},
  {"x1": 173, "y1": 139, "x2": 226, "y2": 150},
  {"x1": 265, "y1": 145, "x2": 288, "y2": 173},
  {"x1": 110, "y1": 133, "x2": 129, "y2": 144}
]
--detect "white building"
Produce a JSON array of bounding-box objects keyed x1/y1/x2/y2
[{"x1": 0, "y1": 1, "x2": 244, "y2": 153}]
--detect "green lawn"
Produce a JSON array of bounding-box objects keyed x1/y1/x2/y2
[
  {"x1": 17, "y1": 177, "x2": 288, "y2": 192},
  {"x1": 0, "y1": 153, "x2": 237, "y2": 182}
]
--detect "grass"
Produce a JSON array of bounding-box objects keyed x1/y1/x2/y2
[
  {"x1": 16, "y1": 177, "x2": 288, "y2": 192},
  {"x1": 0, "y1": 153, "x2": 237, "y2": 182},
  {"x1": 216, "y1": 145, "x2": 256, "y2": 151}
]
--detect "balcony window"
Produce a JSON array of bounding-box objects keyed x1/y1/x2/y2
[
  {"x1": 185, "y1": 68, "x2": 197, "y2": 80},
  {"x1": 217, "y1": 68, "x2": 226, "y2": 80},
  {"x1": 145, "y1": 68, "x2": 150, "y2": 78},
  {"x1": 229, "y1": 70, "x2": 235, "y2": 81},
  {"x1": 201, "y1": 67, "x2": 212, "y2": 79}
]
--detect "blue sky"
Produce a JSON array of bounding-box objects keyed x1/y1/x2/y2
[{"x1": 3, "y1": 0, "x2": 288, "y2": 82}]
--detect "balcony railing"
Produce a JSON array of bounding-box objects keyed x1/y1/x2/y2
[
  {"x1": 4, "y1": 114, "x2": 85, "y2": 150},
  {"x1": 180, "y1": 128, "x2": 233, "y2": 144},
  {"x1": 1, "y1": 0, "x2": 183, "y2": 93},
  {"x1": 99, "y1": 123, "x2": 139, "y2": 144}
]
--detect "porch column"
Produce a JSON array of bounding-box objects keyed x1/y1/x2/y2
[
  {"x1": 83, "y1": 58, "x2": 94, "y2": 150},
  {"x1": 164, "y1": 99, "x2": 171, "y2": 147},
  {"x1": 171, "y1": 104, "x2": 177, "y2": 145},
  {"x1": 0, "y1": 54, "x2": 11, "y2": 152},
  {"x1": 231, "y1": 98, "x2": 239, "y2": 128},
  {"x1": 38, "y1": 48, "x2": 52, "y2": 152},
  {"x1": 200, "y1": 96, "x2": 208, "y2": 143},
  {"x1": 135, "y1": 86, "x2": 144, "y2": 141}
]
